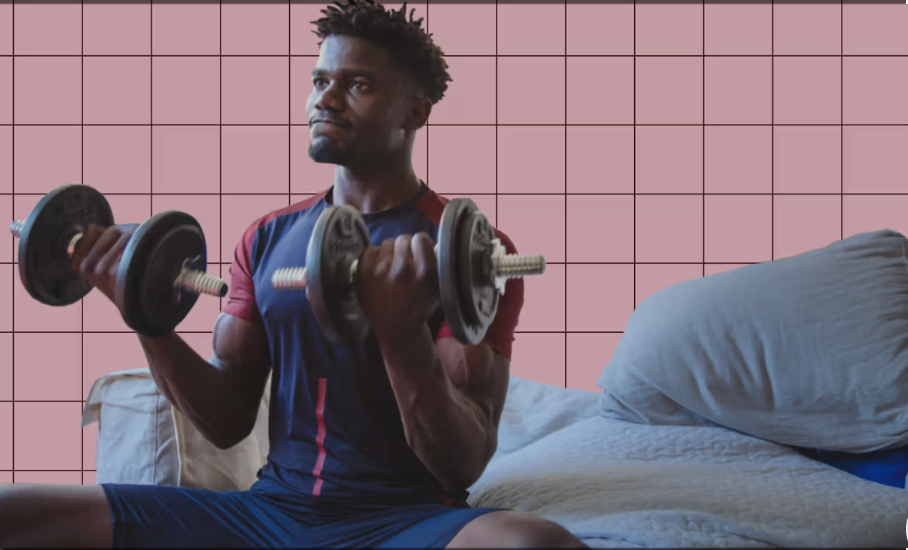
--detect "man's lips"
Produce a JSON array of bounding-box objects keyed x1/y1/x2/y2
[{"x1": 311, "y1": 119, "x2": 349, "y2": 129}]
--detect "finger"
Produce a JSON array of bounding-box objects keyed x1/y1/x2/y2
[
  {"x1": 78, "y1": 226, "x2": 130, "y2": 279},
  {"x1": 357, "y1": 245, "x2": 380, "y2": 282},
  {"x1": 69, "y1": 225, "x2": 105, "y2": 272},
  {"x1": 390, "y1": 235, "x2": 413, "y2": 279},
  {"x1": 412, "y1": 233, "x2": 437, "y2": 281},
  {"x1": 69, "y1": 224, "x2": 108, "y2": 273},
  {"x1": 373, "y1": 239, "x2": 396, "y2": 277},
  {"x1": 93, "y1": 231, "x2": 132, "y2": 280}
]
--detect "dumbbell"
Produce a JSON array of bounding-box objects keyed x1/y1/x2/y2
[
  {"x1": 270, "y1": 198, "x2": 546, "y2": 345},
  {"x1": 9, "y1": 184, "x2": 227, "y2": 337}
]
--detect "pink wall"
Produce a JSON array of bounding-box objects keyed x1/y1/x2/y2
[{"x1": 0, "y1": 1, "x2": 906, "y2": 483}]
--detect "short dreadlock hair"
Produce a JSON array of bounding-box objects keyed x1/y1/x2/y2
[{"x1": 312, "y1": 0, "x2": 452, "y2": 104}]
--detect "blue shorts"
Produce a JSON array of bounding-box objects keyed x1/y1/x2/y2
[{"x1": 101, "y1": 480, "x2": 504, "y2": 548}]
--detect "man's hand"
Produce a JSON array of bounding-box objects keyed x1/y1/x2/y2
[
  {"x1": 356, "y1": 232, "x2": 440, "y2": 342},
  {"x1": 70, "y1": 223, "x2": 140, "y2": 305}
]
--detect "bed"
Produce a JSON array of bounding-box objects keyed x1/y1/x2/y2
[
  {"x1": 83, "y1": 229, "x2": 908, "y2": 548},
  {"x1": 83, "y1": 371, "x2": 907, "y2": 548},
  {"x1": 472, "y1": 377, "x2": 908, "y2": 548}
]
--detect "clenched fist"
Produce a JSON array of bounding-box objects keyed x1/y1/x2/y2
[
  {"x1": 355, "y1": 232, "x2": 440, "y2": 343},
  {"x1": 69, "y1": 223, "x2": 140, "y2": 304}
]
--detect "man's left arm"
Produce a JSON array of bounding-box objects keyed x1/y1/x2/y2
[
  {"x1": 377, "y1": 326, "x2": 511, "y2": 491},
  {"x1": 377, "y1": 253, "x2": 524, "y2": 491}
]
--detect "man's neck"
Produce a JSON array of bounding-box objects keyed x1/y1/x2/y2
[{"x1": 331, "y1": 165, "x2": 423, "y2": 215}]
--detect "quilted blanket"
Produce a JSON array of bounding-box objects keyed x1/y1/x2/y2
[{"x1": 468, "y1": 377, "x2": 908, "y2": 548}]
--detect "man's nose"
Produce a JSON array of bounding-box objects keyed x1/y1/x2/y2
[{"x1": 313, "y1": 82, "x2": 344, "y2": 112}]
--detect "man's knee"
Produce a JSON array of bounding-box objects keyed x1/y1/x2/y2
[
  {"x1": 500, "y1": 516, "x2": 587, "y2": 549},
  {"x1": 451, "y1": 511, "x2": 587, "y2": 549},
  {"x1": 0, "y1": 483, "x2": 113, "y2": 548}
]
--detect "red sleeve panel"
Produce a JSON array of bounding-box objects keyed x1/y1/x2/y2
[
  {"x1": 221, "y1": 221, "x2": 261, "y2": 323},
  {"x1": 222, "y1": 193, "x2": 327, "y2": 324}
]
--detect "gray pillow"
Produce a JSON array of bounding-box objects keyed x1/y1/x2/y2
[{"x1": 597, "y1": 229, "x2": 908, "y2": 452}]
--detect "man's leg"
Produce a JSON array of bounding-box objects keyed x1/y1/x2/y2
[
  {"x1": 0, "y1": 482, "x2": 300, "y2": 548},
  {"x1": 446, "y1": 510, "x2": 588, "y2": 549},
  {"x1": 0, "y1": 484, "x2": 113, "y2": 548}
]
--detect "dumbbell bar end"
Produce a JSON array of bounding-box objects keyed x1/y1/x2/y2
[
  {"x1": 174, "y1": 263, "x2": 229, "y2": 298},
  {"x1": 494, "y1": 253, "x2": 546, "y2": 277},
  {"x1": 10, "y1": 218, "x2": 228, "y2": 299}
]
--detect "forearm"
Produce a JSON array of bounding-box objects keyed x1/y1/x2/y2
[
  {"x1": 378, "y1": 324, "x2": 496, "y2": 490},
  {"x1": 138, "y1": 332, "x2": 246, "y2": 448}
]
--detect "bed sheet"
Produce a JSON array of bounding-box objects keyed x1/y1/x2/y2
[{"x1": 467, "y1": 377, "x2": 908, "y2": 548}]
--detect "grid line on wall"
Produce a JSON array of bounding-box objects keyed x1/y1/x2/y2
[
  {"x1": 5, "y1": 192, "x2": 908, "y2": 197},
  {"x1": 287, "y1": 0, "x2": 290, "y2": 215},
  {"x1": 427, "y1": 2, "x2": 431, "y2": 214},
  {"x1": 10, "y1": 1, "x2": 14, "y2": 476},
  {"x1": 80, "y1": 0, "x2": 84, "y2": 478},
  {"x1": 632, "y1": 0, "x2": 636, "y2": 330},
  {"x1": 563, "y1": 0, "x2": 567, "y2": 387},
  {"x1": 3, "y1": 123, "x2": 907, "y2": 128},
  {"x1": 4, "y1": 53, "x2": 906, "y2": 58},
  {"x1": 224, "y1": 1, "x2": 228, "y2": 314}
]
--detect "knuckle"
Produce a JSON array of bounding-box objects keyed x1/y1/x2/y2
[
  {"x1": 79, "y1": 259, "x2": 96, "y2": 277},
  {"x1": 83, "y1": 224, "x2": 103, "y2": 237},
  {"x1": 103, "y1": 227, "x2": 123, "y2": 241}
]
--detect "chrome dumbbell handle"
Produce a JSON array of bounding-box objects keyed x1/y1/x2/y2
[
  {"x1": 9, "y1": 218, "x2": 227, "y2": 299},
  {"x1": 271, "y1": 242, "x2": 545, "y2": 293},
  {"x1": 271, "y1": 261, "x2": 358, "y2": 291}
]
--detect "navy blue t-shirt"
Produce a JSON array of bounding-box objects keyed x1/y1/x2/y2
[{"x1": 222, "y1": 183, "x2": 524, "y2": 505}]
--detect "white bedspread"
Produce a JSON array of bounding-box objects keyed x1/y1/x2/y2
[{"x1": 468, "y1": 377, "x2": 908, "y2": 548}]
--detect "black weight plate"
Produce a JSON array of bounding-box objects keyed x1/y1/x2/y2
[
  {"x1": 115, "y1": 211, "x2": 206, "y2": 337},
  {"x1": 307, "y1": 205, "x2": 371, "y2": 345},
  {"x1": 18, "y1": 184, "x2": 114, "y2": 306},
  {"x1": 438, "y1": 198, "x2": 499, "y2": 345},
  {"x1": 438, "y1": 199, "x2": 470, "y2": 343},
  {"x1": 458, "y1": 205, "x2": 499, "y2": 337}
]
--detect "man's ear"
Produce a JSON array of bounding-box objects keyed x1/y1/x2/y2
[{"x1": 405, "y1": 97, "x2": 432, "y2": 131}]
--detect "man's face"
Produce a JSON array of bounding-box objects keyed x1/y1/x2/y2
[{"x1": 306, "y1": 35, "x2": 415, "y2": 168}]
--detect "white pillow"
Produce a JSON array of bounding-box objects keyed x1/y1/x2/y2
[{"x1": 82, "y1": 368, "x2": 270, "y2": 491}]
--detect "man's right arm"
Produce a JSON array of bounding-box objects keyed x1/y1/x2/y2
[
  {"x1": 71, "y1": 221, "x2": 271, "y2": 449},
  {"x1": 137, "y1": 218, "x2": 271, "y2": 450},
  {"x1": 135, "y1": 218, "x2": 273, "y2": 449},
  {"x1": 138, "y1": 312, "x2": 271, "y2": 450}
]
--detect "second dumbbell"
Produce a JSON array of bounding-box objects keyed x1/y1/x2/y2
[{"x1": 11, "y1": 184, "x2": 227, "y2": 336}]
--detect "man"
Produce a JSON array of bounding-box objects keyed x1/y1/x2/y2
[{"x1": 0, "y1": 1, "x2": 587, "y2": 547}]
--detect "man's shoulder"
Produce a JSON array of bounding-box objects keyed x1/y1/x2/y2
[{"x1": 238, "y1": 191, "x2": 329, "y2": 251}]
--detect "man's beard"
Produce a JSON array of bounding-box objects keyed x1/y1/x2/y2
[{"x1": 308, "y1": 137, "x2": 351, "y2": 165}]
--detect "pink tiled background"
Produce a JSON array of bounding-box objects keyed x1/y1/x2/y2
[{"x1": 0, "y1": 1, "x2": 907, "y2": 483}]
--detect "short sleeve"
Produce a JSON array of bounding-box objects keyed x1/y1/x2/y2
[
  {"x1": 221, "y1": 223, "x2": 261, "y2": 323},
  {"x1": 436, "y1": 230, "x2": 525, "y2": 360}
]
